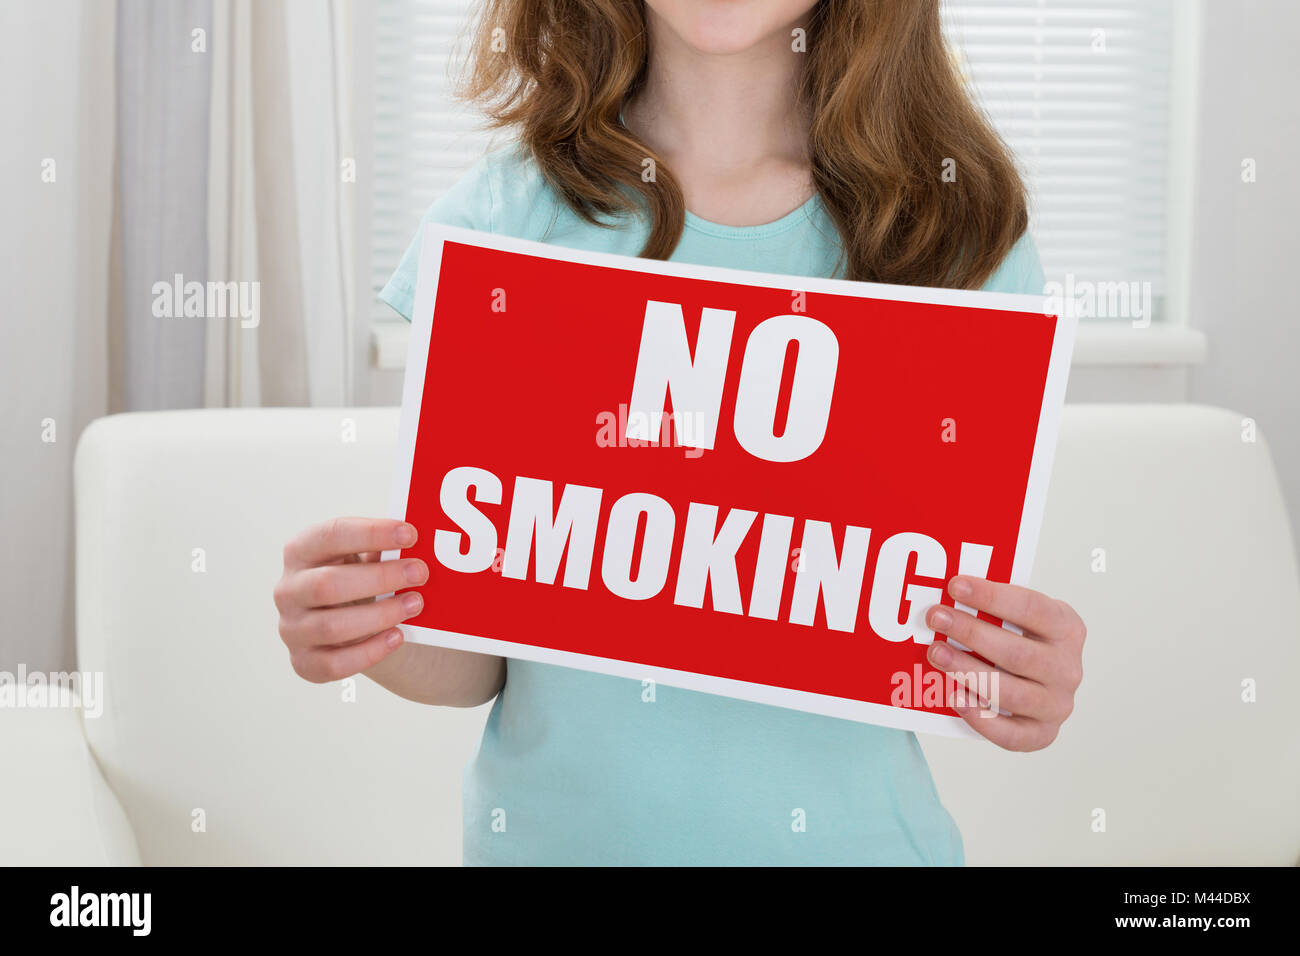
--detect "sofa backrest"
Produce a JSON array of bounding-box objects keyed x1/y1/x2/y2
[
  {"x1": 76, "y1": 408, "x2": 488, "y2": 865},
  {"x1": 74, "y1": 405, "x2": 1300, "y2": 865},
  {"x1": 922, "y1": 404, "x2": 1300, "y2": 865}
]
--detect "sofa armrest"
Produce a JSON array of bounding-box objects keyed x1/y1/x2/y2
[{"x1": 0, "y1": 701, "x2": 141, "y2": 866}]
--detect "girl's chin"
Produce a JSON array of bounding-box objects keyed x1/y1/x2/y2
[
  {"x1": 675, "y1": 25, "x2": 787, "y2": 58},
  {"x1": 661, "y1": 7, "x2": 794, "y2": 58}
]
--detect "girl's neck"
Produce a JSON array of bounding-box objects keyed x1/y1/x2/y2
[{"x1": 625, "y1": 10, "x2": 811, "y2": 178}]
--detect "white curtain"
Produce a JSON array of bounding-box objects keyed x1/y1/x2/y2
[
  {"x1": 0, "y1": 0, "x2": 373, "y2": 673},
  {"x1": 0, "y1": 0, "x2": 116, "y2": 671},
  {"x1": 115, "y1": 0, "x2": 213, "y2": 411},
  {"x1": 207, "y1": 0, "x2": 366, "y2": 407}
]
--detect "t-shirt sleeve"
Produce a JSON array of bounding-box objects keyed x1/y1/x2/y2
[
  {"x1": 981, "y1": 230, "x2": 1047, "y2": 296},
  {"x1": 377, "y1": 153, "x2": 498, "y2": 321}
]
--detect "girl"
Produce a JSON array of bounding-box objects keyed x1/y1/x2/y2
[{"x1": 274, "y1": 0, "x2": 1085, "y2": 865}]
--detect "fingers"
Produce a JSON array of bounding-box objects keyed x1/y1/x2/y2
[
  {"x1": 276, "y1": 558, "x2": 428, "y2": 611},
  {"x1": 954, "y1": 706, "x2": 1060, "y2": 752},
  {"x1": 281, "y1": 591, "x2": 425, "y2": 650},
  {"x1": 947, "y1": 575, "x2": 1068, "y2": 639},
  {"x1": 926, "y1": 639, "x2": 1065, "y2": 723},
  {"x1": 930, "y1": 581, "x2": 1085, "y2": 752},
  {"x1": 284, "y1": 518, "x2": 417, "y2": 570},
  {"x1": 277, "y1": 517, "x2": 426, "y2": 685},
  {"x1": 926, "y1": 605, "x2": 1054, "y2": 682},
  {"x1": 290, "y1": 628, "x2": 406, "y2": 684}
]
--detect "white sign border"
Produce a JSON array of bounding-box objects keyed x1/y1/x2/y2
[{"x1": 384, "y1": 223, "x2": 1078, "y2": 740}]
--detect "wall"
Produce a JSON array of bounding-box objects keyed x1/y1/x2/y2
[{"x1": 1186, "y1": 0, "x2": 1300, "y2": 541}]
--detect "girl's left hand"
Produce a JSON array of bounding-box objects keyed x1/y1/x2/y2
[{"x1": 925, "y1": 575, "x2": 1086, "y2": 752}]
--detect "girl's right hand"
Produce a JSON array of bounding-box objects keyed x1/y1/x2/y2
[{"x1": 274, "y1": 517, "x2": 429, "y2": 683}]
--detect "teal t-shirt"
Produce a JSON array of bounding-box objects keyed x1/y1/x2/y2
[{"x1": 380, "y1": 144, "x2": 1045, "y2": 866}]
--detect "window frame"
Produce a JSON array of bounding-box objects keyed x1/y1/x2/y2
[{"x1": 359, "y1": 0, "x2": 1208, "y2": 386}]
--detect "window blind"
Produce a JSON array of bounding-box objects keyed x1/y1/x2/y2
[
  {"x1": 943, "y1": 0, "x2": 1176, "y2": 311},
  {"x1": 372, "y1": 0, "x2": 492, "y2": 319},
  {"x1": 372, "y1": 0, "x2": 1177, "y2": 320}
]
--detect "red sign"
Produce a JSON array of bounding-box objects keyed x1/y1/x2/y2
[{"x1": 387, "y1": 225, "x2": 1074, "y2": 735}]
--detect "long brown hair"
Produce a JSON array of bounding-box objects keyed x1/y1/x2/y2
[{"x1": 458, "y1": 0, "x2": 1028, "y2": 289}]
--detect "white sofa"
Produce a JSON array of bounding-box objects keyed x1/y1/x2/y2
[{"x1": 2, "y1": 404, "x2": 1297, "y2": 866}]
